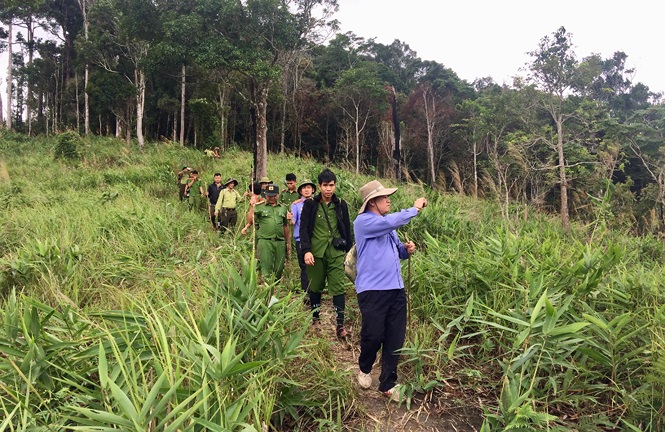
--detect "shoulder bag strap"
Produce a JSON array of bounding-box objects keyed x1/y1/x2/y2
[{"x1": 320, "y1": 202, "x2": 335, "y2": 235}]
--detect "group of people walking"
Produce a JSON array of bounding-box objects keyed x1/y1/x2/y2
[
  {"x1": 177, "y1": 164, "x2": 428, "y2": 402},
  {"x1": 176, "y1": 166, "x2": 242, "y2": 232}
]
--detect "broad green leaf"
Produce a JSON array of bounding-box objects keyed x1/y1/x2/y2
[
  {"x1": 138, "y1": 370, "x2": 168, "y2": 421},
  {"x1": 581, "y1": 313, "x2": 608, "y2": 330},
  {"x1": 465, "y1": 293, "x2": 474, "y2": 317},
  {"x1": 0, "y1": 404, "x2": 19, "y2": 429},
  {"x1": 98, "y1": 343, "x2": 108, "y2": 389},
  {"x1": 546, "y1": 322, "x2": 589, "y2": 336},
  {"x1": 70, "y1": 407, "x2": 134, "y2": 427},
  {"x1": 155, "y1": 387, "x2": 204, "y2": 430},
  {"x1": 530, "y1": 291, "x2": 548, "y2": 326},
  {"x1": 487, "y1": 311, "x2": 529, "y2": 328},
  {"x1": 108, "y1": 380, "x2": 139, "y2": 421},
  {"x1": 514, "y1": 327, "x2": 530, "y2": 348},
  {"x1": 544, "y1": 298, "x2": 555, "y2": 317},
  {"x1": 150, "y1": 376, "x2": 186, "y2": 422},
  {"x1": 447, "y1": 332, "x2": 460, "y2": 360}
]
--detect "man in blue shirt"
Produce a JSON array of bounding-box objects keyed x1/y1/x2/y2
[{"x1": 353, "y1": 180, "x2": 427, "y2": 401}]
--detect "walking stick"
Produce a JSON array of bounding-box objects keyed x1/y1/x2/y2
[{"x1": 406, "y1": 234, "x2": 412, "y2": 331}]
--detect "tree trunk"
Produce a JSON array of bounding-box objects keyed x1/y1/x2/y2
[
  {"x1": 135, "y1": 68, "x2": 146, "y2": 149},
  {"x1": 44, "y1": 92, "x2": 49, "y2": 135},
  {"x1": 423, "y1": 90, "x2": 436, "y2": 185},
  {"x1": 390, "y1": 87, "x2": 401, "y2": 181},
  {"x1": 75, "y1": 70, "x2": 80, "y2": 132},
  {"x1": 280, "y1": 96, "x2": 287, "y2": 153},
  {"x1": 218, "y1": 84, "x2": 227, "y2": 150},
  {"x1": 172, "y1": 111, "x2": 177, "y2": 142},
  {"x1": 26, "y1": 17, "x2": 34, "y2": 135},
  {"x1": 180, "y1": 64, "x2": 186, "y2": 147},
  {"x1": 6, "y1": 21, "x2": 12, "y2": 130},
  {"x1": 556, "y1": 116, "x2": 570, "y2": 232},
  {"x1": 250, "y1": 104, "x2": 258, "y2": 177},
  {"x1": 473, "y1": 140, "x2": 478, "y2": 199},
  {"x1": 81, "y1": 0, "x2": 91, "y2": 135},
  {"x1": 84, "y1": 64, "x2": 90, "y2": 135},
  {"x1": 255, "y1": 84, "x2": 270, "y2": 178},
  {"x1": 125, "y1": 104, "x2": 131, "y2": 144},
  {"x1": 355, "y1": 107, "x2": 361, "y2": 174},
  {"x1": 0, "y1": 91, "x2": 3, "y2": 126}
]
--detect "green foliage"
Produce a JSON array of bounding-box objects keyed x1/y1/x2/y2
[
  {"x1": 2, "y1": 136, "x2": 665, "y2": 429},
  {"x1": 54, "y1": 131, "x2": 83, "y2": 161}
]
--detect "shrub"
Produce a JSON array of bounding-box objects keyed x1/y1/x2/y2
[{"x1": 54, "y1": 131, "x2": 82, "y2": 161}]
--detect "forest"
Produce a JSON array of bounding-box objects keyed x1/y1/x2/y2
[
  {"x1": 3, "y1": 2, "x2": 665, "y2": 430},
  {"x1": 2, "y1": 0, "x2": 665, "y2": 235}
]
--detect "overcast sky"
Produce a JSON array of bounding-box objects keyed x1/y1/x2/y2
[
  {"x1": 334, "y1": 0, "x2": 665, "y2": 94},
  {"x1": 1, "y1": 0, "x2": 663, "y2": 115}
]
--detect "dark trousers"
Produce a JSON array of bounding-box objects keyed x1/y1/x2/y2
[
  {"x1": 219, "y1": 208, "x2": 237, "y2": 231},
  {"x1": 357, "y1": 289, "x2": 407, "y2": 392},
  {"x1": 295, "y1": 241, "x2": 309, "y2": 293},
  {"x1": 209, "y1": 203, "x2": 218, "y2": 229}
]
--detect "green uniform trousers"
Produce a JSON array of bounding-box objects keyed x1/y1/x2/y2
[
  {"x1": 306, "y1": 245, "x2": 346, "y2": 296},
  {"x1": 257, "y1": 238, "x2": 286, "y2": 280}
]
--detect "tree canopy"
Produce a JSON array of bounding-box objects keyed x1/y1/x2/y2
[{"x1": 1, "y1": 7, "x2": 664, "y2": 232}]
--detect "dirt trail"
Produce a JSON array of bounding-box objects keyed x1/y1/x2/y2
[{"x1": 313, "y1": 305, "x2": 482, "y2": 432}]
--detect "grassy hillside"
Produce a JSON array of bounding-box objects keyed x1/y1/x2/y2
[{"x1": 1, "y1": 132, "x2": 665, "y2": 431}]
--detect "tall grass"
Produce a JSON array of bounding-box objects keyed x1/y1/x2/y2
[{"x1": 2, "y1": 131, "x2": 665, "y2": 430}]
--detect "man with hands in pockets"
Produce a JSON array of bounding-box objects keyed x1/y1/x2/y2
[{"x1": 352, "y1": 180, "x2": 427, "y2": 402}]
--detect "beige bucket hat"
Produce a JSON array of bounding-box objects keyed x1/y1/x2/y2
[{"x1": 358, "y1": 180, "x2": 397, "y2": 213}]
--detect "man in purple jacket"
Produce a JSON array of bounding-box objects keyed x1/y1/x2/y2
[{"x1": 353, "y1": 180, "x2": 427, "y2": 401}]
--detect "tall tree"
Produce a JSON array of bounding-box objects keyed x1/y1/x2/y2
[
  {"x1": 333, "y1": 62, "x2": 387, "y2": 173},
  {"x1": 526, "y1": 27, "x2": 582, "y2": 232},
  {"x1": 0, "y1": 26, "x2": 3, "y2": 126},
  {"x1": 87, "y1": 0, "x2": 159, "y2": 148},
  {"x1": 197, "y1": 0, "x2": 338, "y2": 178},
  {"x1": 0, "y1": 6, "x2": 14, "y2": 130},
  {"x1": 77, "y1": 0, "x2": 93, "y2": 134}
]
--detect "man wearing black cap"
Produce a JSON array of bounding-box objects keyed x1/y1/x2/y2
[
  {"x1": 214, "y1": 177, "x2": 241, "y2": 232},
  {"x1": 246, "y1": 184, "x2": 291, "y2": 280}
]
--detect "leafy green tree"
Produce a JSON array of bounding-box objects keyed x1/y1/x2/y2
[
  {"x1": 86, "y1": 0, "x2": 160, "y2": 149},
  {"x1": 76, "y1": 0, "x2": 94, "y2": 134},
  {"x1": 526, "y1": 27, "x2": 591, "y2": 232},
  {"x1": 196, "y1": 0, "x2": 338, "y2": 178},
  {"x1": 618, "y1": 105, "x2": 665, "y2": 231},
  {"x1": 0, "y1": 0, "x2": 49, "y2": 133}
]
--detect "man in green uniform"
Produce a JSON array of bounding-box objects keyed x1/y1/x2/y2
[
  {"x1": 259, "y1": 176, "x2": 271, "y2": 198},
  {"x1": 299, "y1": 169, "x2": 352, "y2": 338},
  {"x1": 280, "y1": 173, "x2": 300, "y2": 207},
  {"x1": 247, "y1": 184, "x2": 291, "y2": 281},
  {"x1": 214, "y1": 177, "x2": 242, "y2": 232},
  {"x1": 185, "y1": 170, "x2": 204, "y2": 211},
  {"x1": 177, "y1": 166, "x2": 191, "y2": 201},
  {"x1": 280, "y1": 173, "x2": 299, "y2": 246}
]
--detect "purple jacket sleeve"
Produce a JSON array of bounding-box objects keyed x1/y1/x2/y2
[{"x1": 357, "y1": 208, "x2": 418, "y2": 239}]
